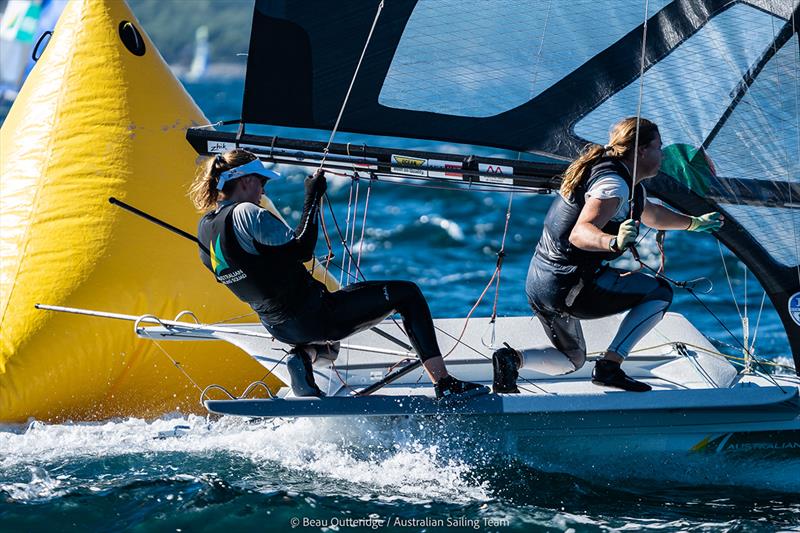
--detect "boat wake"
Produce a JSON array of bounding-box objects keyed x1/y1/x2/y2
[
  {"x1": 2, "y1": 414, "x2": 799, "y2": 532},
  {"x1": 0, "y1": 415, "x2": 491, "y2": 505},
  {"x1": 2, "y1": 414, "x2": 798, "y2": 506}
]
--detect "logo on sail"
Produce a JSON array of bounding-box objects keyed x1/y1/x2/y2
[
  {"x1": 789, "y1": 292, "x2": 800, "y2": 326},
  {"x1": 478, "y1": 163, "x2": 514, "y2": 185},
  {"x1": 208, "y1": 141, "x2": 235, "y2": 153},
  {"x1": 429, "y1": 159, "x2": 462, "y2": 180},
  {"x1": 391, "y1": 154, "x2": 426, "y2": 176}
]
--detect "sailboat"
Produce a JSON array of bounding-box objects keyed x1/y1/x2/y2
[
  {"x1": 0, "y1": 0, "x2": 65, "y2": 105},
  {"x1": 41, "y1": 0, "x2": 800, "y2": 453}
]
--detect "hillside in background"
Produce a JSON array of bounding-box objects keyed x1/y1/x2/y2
[
  {"x1": 128, "y1": 0, "x2": 254, "y2": 66},
  {"x1": 0, "y1": 0, "x2": 254, "y2": 67}
]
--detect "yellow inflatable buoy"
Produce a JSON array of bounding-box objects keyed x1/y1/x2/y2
[{"x1": 0, "y1": 0, "x2": 333, "y2": 422}]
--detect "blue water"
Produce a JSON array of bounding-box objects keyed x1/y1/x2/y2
[{"x1": 2, "y1": 79, "x2": 798, "y2": 531}]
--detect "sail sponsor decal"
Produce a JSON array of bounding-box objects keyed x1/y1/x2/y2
[
  {"x1": 391, "y1": 154, "x2": 427, "y2": 176},
  {"x1": 789, "y1": 292, "x2": 800, "y2": 326},
  {"x1": 428, "y1": 159, "x2": 463, "y2": 180},
  {"x1": 478, "y1": 163, "x2": 514, "y2": 185},
  {"x1": 208, "y1": 141, "x2": 237, "y2": 153}
]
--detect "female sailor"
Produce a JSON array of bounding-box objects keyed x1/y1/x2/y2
[
  {"x1": 522, "y1": 117, "x2": 722, "y2": 392},
  {"x1": 189, "y1": 149, "x2": 488, "y2": 399}
]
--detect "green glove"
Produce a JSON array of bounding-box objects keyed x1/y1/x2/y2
[
  {"x1": 616, "y1": 219, "x2": 639, "y2": 250},
  {"x1": 687, "y1": 212, "x2": 723, "y2": 233}
]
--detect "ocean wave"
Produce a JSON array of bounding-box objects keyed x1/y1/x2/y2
[{"x1": 0, "y1": 415, "x2": 490, "y2": 506}]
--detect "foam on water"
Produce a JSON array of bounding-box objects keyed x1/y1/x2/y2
[
  {"x1": 0, "y1": 415, "x2": 491, "y2": 505},
  {"x1": 4, "y1": 412, "x2": 799, "y2": 508}
]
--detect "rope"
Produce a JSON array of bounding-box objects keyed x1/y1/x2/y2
[
  {"x1": 322, "y1": 170, "x2": 502, "y2": 367},
  {"x1": 319, "y1": 0, "x2": 384, "y2": 168},
  {"x1": 625, "y1": 242, "x2": 781, "y2": 389},
  {"x1": 339, "y1": 179, "x2": 356, "y2": 285},
  {"x1": 314, "y1": 0, "x2": 383, "y2": 284},
  {"x1": 346, "y1": 178, "x2": 361, "y2": 285},
  {"x1": 629, "y1": 0, "x2": 651, "y2": 219},
  {"x1": 208, "y1": 311, "x2": 258, "y2": 325},
  {"x1": 151, "y1": 338, "x2": 204, "y2": 393},
  {"x1": 717, "y1": 241, "x2": 742, "y2": 319},
  {"x1": 324, "y1": 190, "x2": 368, "y2": 283},
  {"x1": 258, "y1": 349, "x2": 290, "y2": 384},
  {"x1": 319, "y1": 196, "x2": 336, "y2": 280},
  {"x1": 749, "y1": 291, "x2": 767, "y2": 353},
  {"x1": 683, "y1": 286, "x2": 784, "y2": 391},
  {"x1": 482, "y1": 191, "x2": 515, "y2": 349},
  {"x1": 622, "y1": 340, "x2": 797, "y2": 373},
  {"x1": 355, "y1": 177, "x2": 374, "y2": 273}
]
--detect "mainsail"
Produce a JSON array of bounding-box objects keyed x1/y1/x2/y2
[{"x1": 187, "y1": 0, "x2": 800, "y2": 373}]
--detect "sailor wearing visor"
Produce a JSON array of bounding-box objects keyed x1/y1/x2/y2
[
  {"x1": 190, "y1": 149, "x2": 487, "y2": 400},
  {"x1": 499, "y1": 118, "x2": 723, "y2": 393}
]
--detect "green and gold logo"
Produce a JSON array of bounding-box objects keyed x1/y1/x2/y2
[{"x1": 210, "y1": 235, "x2": 229, "y2": 275}]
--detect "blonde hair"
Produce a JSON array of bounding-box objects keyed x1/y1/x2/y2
[
  {"x1": 560, "y1": 117, "x2": 659, "y2": 199},
  {"x1": 188, "y1": 149, "x2": 259, "y2": 211}
]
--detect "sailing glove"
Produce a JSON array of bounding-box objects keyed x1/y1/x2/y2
[
  {"x1": 304, "y1": 170, "x2": 327, "y2": 198},
  {"x1": 687, "y1": 212, "x2": 723, "y2": 232},
  {"x1": 616, "y1": 219, "x2": 639, "y2": 250}
]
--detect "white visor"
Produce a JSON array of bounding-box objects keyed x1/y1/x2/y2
[{"x1": 217, "y1": 159, "x2": 281, "y2": 190}]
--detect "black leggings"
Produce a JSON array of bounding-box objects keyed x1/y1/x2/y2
[
  {"x1": 262, "y1": 280, "x2": 443, "y2": 361},
  {"x1": 527, "y1": 263, "x2": 673, "y2": 369}
]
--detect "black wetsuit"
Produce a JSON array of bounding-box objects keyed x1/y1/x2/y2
[
  {"x1": 197, "y1": 191, "x2": 442, "y2": 362},
  {"x1": 526, "y1": 158, "x2": 673, "y2": 369}
]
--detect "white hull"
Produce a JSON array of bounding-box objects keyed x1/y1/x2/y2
[{"x1": 136, "y1": 311, "x2": 800, "y2": 455}]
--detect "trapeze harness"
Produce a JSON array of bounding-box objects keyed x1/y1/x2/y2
[
  {"x1": 526, "y1": 158, "x2": 673, "y2": 369},
  {"x1": 197, "y1": 194, "x2": 443, "y2": 362}
]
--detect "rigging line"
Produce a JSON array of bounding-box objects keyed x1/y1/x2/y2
[
  {"x1": 483, "y1": 191, "x2": 515, "y2": 348},
  {"x1": 684, "y1": 286, "x2": 784, "y2": 392},
  {"x1": 150, "y1": 338, "x2": 203, "y2": 393},
  {"x1": 356, "y1": 177, "x2": 374, "y2": 273},
  {"x1": 438, "y1": 189, "x2": 516, "y2": 358},
  {"x1": 323, "y1": 177, "x2": 492, "y2": 361},
  {"x1": 629, "y1": 251, "x2": 761, "y2": 362},
  {"x1": 324, "y1": 192, "x2": 367, "y2": 283},
  {"x1": 339, "y1": 179, "x2": 356, "y2": 286},
  {"x1": 347, "y1": 177, "x2": 362, "y2": 285},
  {"x1": 717, "y1": 241, "x2": 743, "y2": 319},
  {"x1": 331, "y1": 175, "x2": 524, "y2": 351},
  {"x1": 319, "y1": 197, "x2": 336, "y2": 280},
  {"x1": 208, "y1": 311, "x2": 258, "y2": 326},
  {"x1": 749, "y1": 290, "x2": 767, "y2": 353},
  {"x1": 330, "y1": 361, "x2": 360, "y2": 394},
  {"x1": 322, "y1": 190, "x2": 420, "y2": 354},
  {"x1": 743, "y1": 262, "x2": 748, "y2": 343},
  {"x1": 319, "y1": 0, "x2": 384, "y2": 168},
  {"x1": 443, "y1": 268, "x2": 499, "y2": 358},
  {"x1": 258, "y1": 349, "x2": 290, "y2": 385},
  {"x1": 629, "y1": 0, "x2": 651, "y2": 219},
  {"x1": 528, "y1": 0, "x2": 552, "y2": 101},
  {"x1": 592, "y1": 338, "x2": 794, "y2": 373}
]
